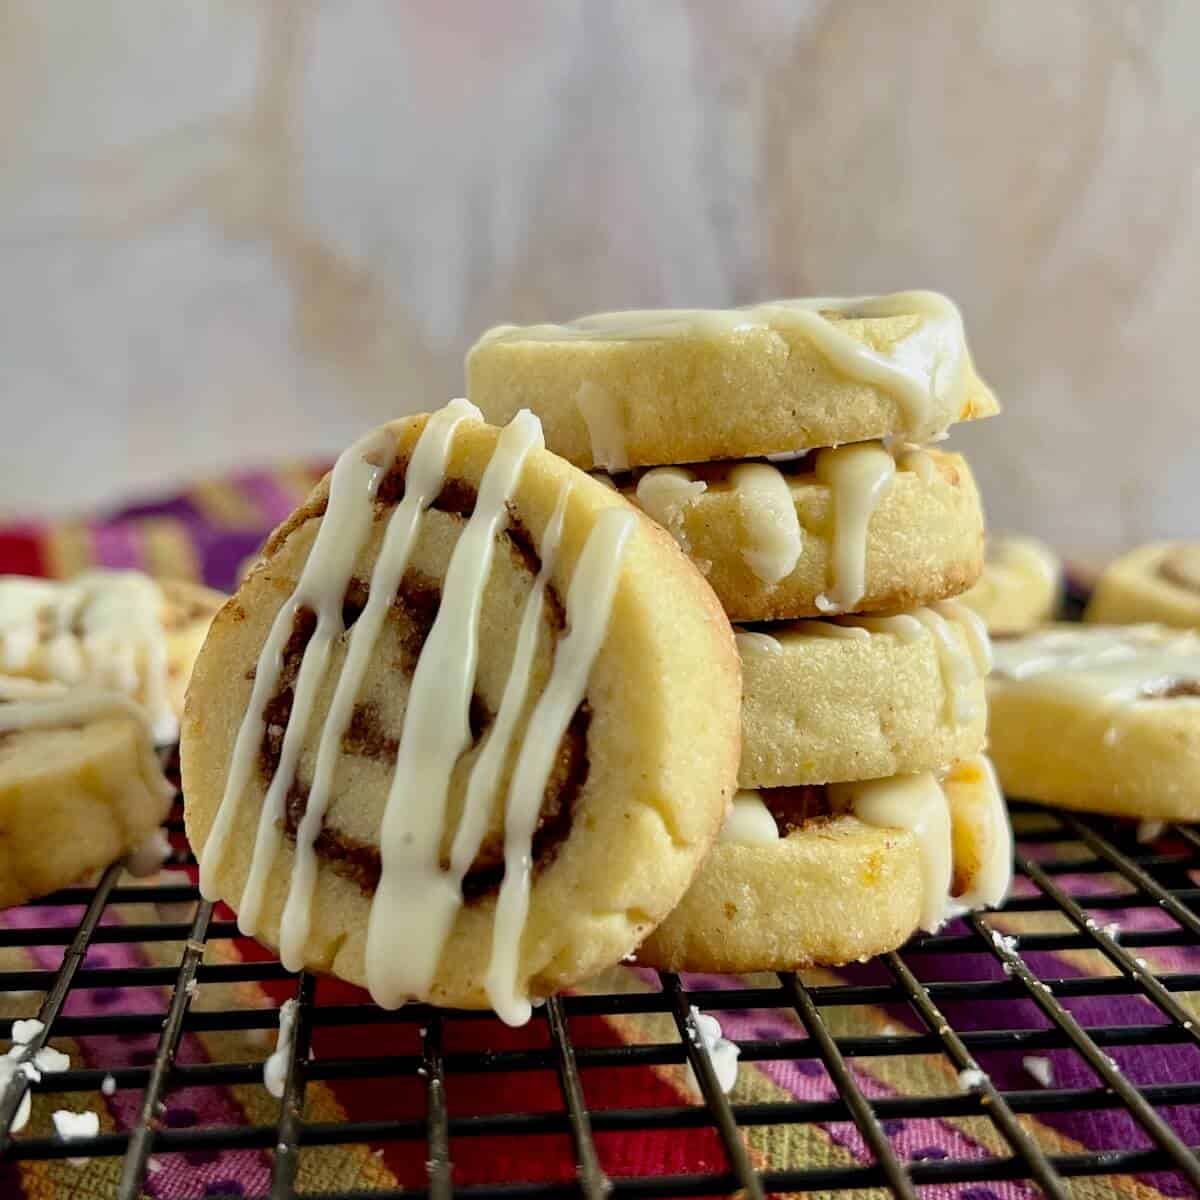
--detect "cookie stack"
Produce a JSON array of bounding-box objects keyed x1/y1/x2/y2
[{"x1": 468, "y1": 291, "x2": 1014, "y2": 969}]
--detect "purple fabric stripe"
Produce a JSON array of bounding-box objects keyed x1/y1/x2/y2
[
  {"x1": 108, "y1": 496, "x2": 200, "y2": 526},
  {"x1": 234, "y1": 472, "x2": 300, "y2": 527},
  {"x1": 3, "y1": 902, "x2": 272, "y2": 1198},
  {"x1": 632, "y1": 969, "x2": 1039, "y2": 1198},
  {"x1": 89, "y1": 520, "x2": 142, "y2": 571},
  {"x1": 872, "y1": 917, "x2": 1199, "y2": 1197}
]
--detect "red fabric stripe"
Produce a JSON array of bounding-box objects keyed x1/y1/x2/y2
[
  {"x1": 0, "y1": 528, "x2": 46, "y2": 577},
  {"x1": 224, "y1": 917, "x2": 724, "y2": 1187}
]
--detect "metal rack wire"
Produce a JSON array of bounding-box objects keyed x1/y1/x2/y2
[{"x1": 0, "y1": 797, "x2": 1197, "y2": 1199}]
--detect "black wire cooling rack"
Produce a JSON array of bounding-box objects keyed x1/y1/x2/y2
[{"x1": 0, "y1": 796, "x2": 1199, "y2": 1200}]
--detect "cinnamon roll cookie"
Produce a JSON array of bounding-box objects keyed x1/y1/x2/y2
[
  {"x1": 182, "y1": 402, "x2": 740, "y2": 1023},
  {"x1": 467, "y1": 292, "x2": 997, "y2": 469},
  {"x1": 0, "y1": 678, "x2": 173, "y2": 908},
  {"x1": 988, "y1": 624, "x2": 1200, "y2": 822},
  {"x1": 737, "y1": 600, "x2": 991, "y2": 789},
  {"x1": 960, "y1": 535, "x2": 1061, "y2": 635},
  {"x1": 623, "y1": 445, "x2": 983, "y2": 621},
  {"x1": 0, "y1": 570, "x2": 224, "y2": 743},
  {"x1": 638, "y1": 755, "x2": 1011, "y2": 972},
  {"x1": 1085, "y1": 543, "x2": 1200, "y2": 630}
]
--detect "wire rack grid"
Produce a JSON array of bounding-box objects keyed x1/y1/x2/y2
[{"x1": 0, "y1": 795, "x2": 1198, "y2": 1199}]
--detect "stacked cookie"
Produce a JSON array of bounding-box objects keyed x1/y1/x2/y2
[{"x1": 468, "y1": 291, "x2": 1014, "y2": 969}]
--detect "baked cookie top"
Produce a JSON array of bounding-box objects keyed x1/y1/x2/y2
[
  {"x1": 0, "y1": 570, "x2": 223, "y2": 743},
  {"x1": 183, "y1": 401, "x2": 740, "y2": 1022},
  {"x1": 467, "y1": 291, "x2": 998, "y2": 470}
]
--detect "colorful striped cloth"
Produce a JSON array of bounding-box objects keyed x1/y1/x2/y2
[{"x1": 0, "y1": 470, "x2": 1195, "y2": 1199}]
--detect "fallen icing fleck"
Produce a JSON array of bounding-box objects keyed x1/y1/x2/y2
[
  {"x1": 1022, "y1": 1055, "x2": 1054, "y2": 1087},
  {"x1": 684, "y1": 1007, "x2": 740, "y2": 1096},
  {"x1": 263, "y1": 998, "x2": 299, "y2": 1099},
  {"x1": 52, "y1": 1109, "x2": 99, "y2": 1140}
]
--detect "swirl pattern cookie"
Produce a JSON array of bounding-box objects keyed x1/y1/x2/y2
[
  {"x1": 737, "y1": 600, "x2": 991, "y2": 788},
  {"x1": 960, "y1": 535, "x2": 1061, "y2": 635},
  {"x1": 468, "y1": 292, "x2": 998, "y2": 470},
  {"x1": 989, "y1": 624, "x2": 1200, "y2": 820},
  {"x1": 0, "y1": 570, "x2": 224, "y2": 743},
  {"x1": 0, "y1": 678, "x2": 173, "y2": 908},
  {"x1": 622, "y1": 445, "x2": 983, "y2": 621},
  {"x1": 637, "y1": 755, "x2": 1011, "y2": 972},
  {"x1": 182, "y1": 402, "x2": 740, "y2": 1023},
  {"x1": 1085, "y1": 543, "x2": 1200, "y2": 630}
]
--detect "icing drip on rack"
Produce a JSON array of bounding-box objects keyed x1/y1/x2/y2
[
  {"x1": 476, "y1": 291, "x2": 969, "y2": 441},
  {"x1": 200, "y1": 401, "x2": 633, "y2": 1023},
  {"x1": 0, "y1": 571, "x2": 176, "y2": 742},
  {"x1": 485, "y1": 505, "x2": 634, "y2": 1025},
  {"x1": 813, "y1": 442, "x2": 896, "y2": 613}
]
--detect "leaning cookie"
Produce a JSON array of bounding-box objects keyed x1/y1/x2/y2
[
  {"x1": 0, "y1": 570, "x2": 224, "y2": 743},
  {"x1": 737, "y1": 600, "x2": 990, "y2": 788},
  {"x1": 1085, "y1": 543, "x2": 1200, "y2": 631},
  {"x1": 959, "y1": 535, "x2": 1061, "y2": 635},
  {"x1": 183, "y1": 401, "x2": 740, "y2": 1024},
  {"x1": 637, "y1": 756, "x2": 1011, "y2": 972},
  {"x1": 0, "y1": 678, "x2": 173, "y2": 909},
  {"x1": 468, "y1": 292, "x2": 998, "y2": 471},
  {"x1": 989, "y1": 624, "x2": 1200, "y2": 821},
  {"x1": 621, "y1": 445, "x2": 982, "y2": 621}
]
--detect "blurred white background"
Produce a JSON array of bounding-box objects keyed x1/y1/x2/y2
[{"x1": 0, "y1": 0, "x2": 1196, "y2": 553}]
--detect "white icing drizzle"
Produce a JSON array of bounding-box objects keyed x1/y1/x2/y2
[
  {"x1": 485, "y1": 506, "x2": 635, "y2": 1026},
  {"x1": 635, "y1": 468, "x2": 706, "y2": 552},
  {"x1": 733, "y1": 629, "x2": 783, "y2": 656},
  {"x1": 197, "y1": 415, "x2": 410, "y2": 906},
  {"x1": 830, "y1": 772, "x2": 953, "y2": 933},
  {"x1": 943, "y1": 754, "x2": 1012, "y2": 916},
  {"x1": 813, "y1": 441, "x2": 896, "y2": 612},
  {"x1": 0, "y1": 678, "x2": 172, "y2": 802},
  {"x1": 478, "y1": 291, "x2": 969, "y2": 441},
  {"x1": 728, "y1": 463, "x2": 803, "y2": 585},
  {"x1": 843, "y1": 604, "x2": 991, "y2": 724},
  {"x1": 201, "y1": 401, "x2": 635, "y2": 1024},
  {"x1": 783, "y1": 619, "x2": 872, "y2": 642},
  {"x1": 365, "y1": 411, "x2": 544, "y2": 1006},
  {"x1": 896, "y1": 446, "x2": 938, "y2": 485},
  {"x1": 575, "y1": 381, "x2": 628, "y2": 471},
  {"x1": 990, "y1": 624, "x2": 1200, "y2": 704},
  {"x1": 0, "y1": 570, "x2": 176, "y2": 742},
  {"x1": 728, "y1": 759, "x2": 1010, "y2": 931},
  {"x1": 718, "y1": 790, "x2": 781, "y2": 845},
  {"x1": 448, "y1": 482, "x2": 571, "y2": 894}
]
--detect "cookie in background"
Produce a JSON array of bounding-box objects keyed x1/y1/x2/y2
[
  {"x1": 0, "y1": 677, "x2": 174, "y2": 908},
  {"x1": 988, "y1": 623, "x2": 1200, "y2": 824},
  {"x1": 959, "y1": 535, "x2": 1062, "y2": 635},
  {"x1": 1085, "y1": 542, "x2": 1200, "y2": 630},
  {"x1": 0, "y1": 569, "x2": 224, "y2": 744}
]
